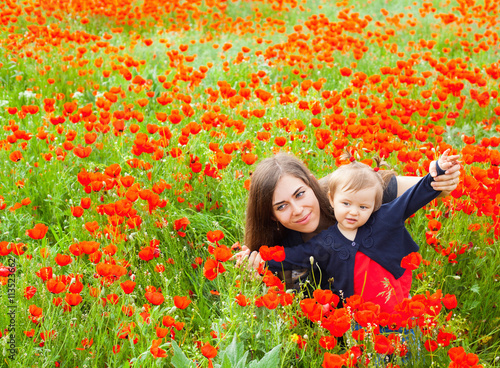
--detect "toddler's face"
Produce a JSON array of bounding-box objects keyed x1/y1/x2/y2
[{"x1": 329, "y1": 186, "x2": 376, "y2": 237}]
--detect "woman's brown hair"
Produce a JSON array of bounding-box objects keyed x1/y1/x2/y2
[{"x1": 244, "y1": 154, "x2": 335, "y2": 252}]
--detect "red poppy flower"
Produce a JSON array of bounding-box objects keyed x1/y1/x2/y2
[
  {"x1": 69, "y1": 281, "x2": 84, "y2": 294},
  {"x1": 73, "y1": 144, "x2": 92, "y2": 158},
  {"x1": 322, "y1": 309, "x2": 351, "y2": 337},
  {"x1": 437, "y1": 329, "x2": 456, "y2": 347},
  {"x1": 322, "y1": 352, "x2": 345, "y2": 368},
  {"x1": 241, "y1": 152, "x2": 257, "y2": 165},
  {"x1": 107, "y1": 294, "x2": 120, "y2": 305},
  {"x1": 24, "y1": 286, "x2": 37, "y2": 299},
  {"x1": 162, "y1": 316, "x2": 175, "y2": 327},
  {"x1": 47, "y1": 279, "x2": 66, "y2": 294},
  {"x1": 71, "y1": 206, "x2": 84, "y2": 217},
  {"x1": 339, "y1": 67, "x2": 352, "y2": 77},
  {"x1": 40, "y1": 330, "x2": 57, "y2": 341},
  {"x1": 203, "y1": 259, "x2": 226, "y2": 281},
  {"x1": 80, "y1": 241, "x2": 100, "y2": 254},
  {"x1": 260, "y1": 291, "x2": 280, "y2": 310},
  {"x1": 0, "y1": 265, "x2": 14, "y2": 277},
  {"x1": 401, "y1": 252, "x2": 423, "y2": 270},
  {"x1": 145, "y1": 291, "x2": 164, "y2": 305},
  {"x1": 9, "y1": 150, "x2": 23, "y2": 162},
  {"x1": 55, "y1": 254, "x2": 72, "y2": 267},
  {"x1": 65, "y1": 293, "x2": 82, "y2": 306},
  {"x1": 24, "y1": 329, "x2": 35, "y2": 338},
  {"x1": 138, "y1": 246, "x2": 158, "y2": 261},
  {"x1": 259, "y1": 245, "x2": 285, "y2": 262},
  {"x1": 37, "y1": 266, "x2": 53, "y2": 281},
  {"x1": 0, "y1": 241, "x2": 11, "y2": 256},
  {"x1": 156, "y1": 326, "x2": 169, "y2": 338},
  {"x1": 442, "y1": 294, "x2": 458, "y2": 309},
  {"x1": 352, "y1": 329, "x2": 366, "y2": 341},
  {"x1": 314, "y1": 289, "x2": 339, "y2": 306},
  {"x1": 201, "y1": 342, "x2": 217, "y2": 359},
  {"x1": 85, "y1": 221, "x2": 99, "y2": 233},
  {"x1": 173, "y1": 296, "x2": 191, "y2": 309},
  {"x1": 29, "y1": 304, "x2": 43, "y2": 317},
  {"x1": 26, "y1": 223, "x2": 48, "y2": 240},
  {"x1": 355, "y1": 310, "x2": 377, "y2": 327},
  {"x1": 150, "y1": 338, "x2": 167, "y2": 358},
  {"x1": 300, "y1": 299, "x2": 323, "y2": 322},
  {"x1": 207, "y1": 230, "x2": 224, "y2": 243},
  {"x1": 120, "y1": 280, "x2": 136, "y2": 294},
  {"x1": 214, "y1": 245, "x2": 232, "y2": 262},
  {"x1": 235, "y1": 294, "x2": 250, "y2": 307},
  {"x1": 373, "y1": 334, "x2": 393, "y2": 354},
  {"x1": 80, "y1": 197, "x2": 91, "y2": 209},
  {"x1": 424, "y1": 339, "x2": 438, "y2": 352},
  {"x1": 319, "y1": 335, "x2": 337, "y2": 350}
]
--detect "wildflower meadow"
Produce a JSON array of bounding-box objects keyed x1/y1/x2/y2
[{"x1": 0, "y1": 0, "x2": 499, "y2": 366}]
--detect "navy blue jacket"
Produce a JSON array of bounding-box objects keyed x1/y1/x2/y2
[{"x1": 268, "y1": 173, "x2": 441, "y2": 297}]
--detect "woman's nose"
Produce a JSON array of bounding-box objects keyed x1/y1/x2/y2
[{"x1": 291, "y1": 202, "x2": 302, "y2": 214}]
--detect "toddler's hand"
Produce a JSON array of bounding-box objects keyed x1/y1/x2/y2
[{"x1": 434, "y1": 149, "x2": 460, "y2": 177}]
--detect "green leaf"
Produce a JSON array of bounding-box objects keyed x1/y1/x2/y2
[
  {"x1": 217, "y1": 354, "x2": 233, "y2": 368},
  {"x1": 234, "y1": 352, "x2": 250, "y2": 368},
  {"x1": 248, "y1": 345, "x2": 281, "y2": 368},
  {"x1": 470, "y1": 284, "x2": 480, "y2": 294},
  {"x1": 225, "y1": 335, "x2": 244, "y2": 366},
  {"x1": 170, "y1": 340, "x2": 195, "y2": 368}
]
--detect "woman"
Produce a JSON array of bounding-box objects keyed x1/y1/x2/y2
[{"x1": 240, "y1": 153, "x2": 460, "y2": 289}]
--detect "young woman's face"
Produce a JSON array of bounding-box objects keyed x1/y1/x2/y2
[
  {"x1": 329, "y1": 186, "x2": 376, "y2": 236},
  {"x1": 272, "y1": 174, "x2": 321, "y2": 234}
]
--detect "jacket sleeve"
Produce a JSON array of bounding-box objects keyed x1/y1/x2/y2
[
  {"x1": 267, "y1": 231, "x2": 334, "y2": 272},
  {"x1": 381, "y1": 173, "x2": 441, "y2": 222}
]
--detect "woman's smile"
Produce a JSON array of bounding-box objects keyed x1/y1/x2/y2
[{"x1": 296, "y1": 212, "x2": 311, "y2": 224}]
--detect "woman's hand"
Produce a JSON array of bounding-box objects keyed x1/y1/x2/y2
[
  {"x1": 234, "y1": 245, "x2": 264, "y2": 272},
  {"x1": 430, "y1": 149, "x2": 461, "y2": 194}
]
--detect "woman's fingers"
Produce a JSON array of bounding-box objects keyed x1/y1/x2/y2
[
  {"x1": 248, "y1": 251, "x2": 263, "y2": 270},
  {"x1": 432, "y1": 168, "x2": 460, "y2": 191},
  {"x1": 234, "y1": 248, "x2": 263, "y2": 273},
  {"x1": 432, "y1": 180, "x2": 458, "y2": 192},
  {"x1": 233, "y1": 248, "x2": 250, "y2": 266}
]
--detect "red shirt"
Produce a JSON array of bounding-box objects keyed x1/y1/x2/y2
[{"x1": 354, "y1": 252, "x2": 412, "y2": 314}]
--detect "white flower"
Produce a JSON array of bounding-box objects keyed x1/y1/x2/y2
[{"x1": 18, "y1": 90, "x2": 37, "y2": 99}]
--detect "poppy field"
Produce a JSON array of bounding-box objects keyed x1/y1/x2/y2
[{"x1": 0, "y1": 0, "x2": 499, "y2": 366}]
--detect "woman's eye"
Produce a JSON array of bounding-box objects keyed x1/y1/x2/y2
[
  {"x1": 276, "y1": 204, "x2": 286, "y2": 211},
  {"x1": 296, "y1": 191, "x2": 305, "y2": 198}
]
